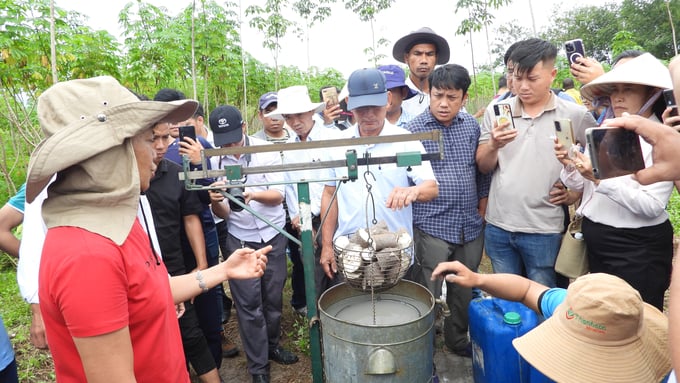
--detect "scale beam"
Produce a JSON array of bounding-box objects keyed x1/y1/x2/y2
[{"x1": 179, "y1": 129, "x2": 443, "y2": 383}]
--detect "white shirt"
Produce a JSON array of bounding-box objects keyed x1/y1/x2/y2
[
  {"x1": 325, "y1": 120, "x2": 437, "y2": 239},
  {"x1": 210, "y1": 136, "x2": 286, "y2": 242},
  {"x1": 561, "y1": 128, "x2": 674, "y2": 228},
  {"x1": 284, "y1": 120, "x2": 341, "y2": 219},
  {"x1": 402, "y1": 76, "x2": 429, "y2": 117}
]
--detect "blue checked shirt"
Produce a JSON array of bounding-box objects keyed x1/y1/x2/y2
[{"x1": 407, "y1": 109, "x2": 492, "y2": 244}]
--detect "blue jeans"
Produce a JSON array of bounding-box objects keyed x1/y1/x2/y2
[{"x1": 484, "y1": 223, "x2": 561, "y2": 287}]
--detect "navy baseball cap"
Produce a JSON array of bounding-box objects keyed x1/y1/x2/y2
[
  {"x1": 346, "y1": 68, "x2": 388, "y2": 111},
  {"x1": 209, "y1": 105, "x2": 244, "y2": 146},
  {"x1": 258, "y1": 92, "x2": 278, "y2": 110},
  {"x1": 378, "y1": 65, "x2": 417, "y2": 100}
]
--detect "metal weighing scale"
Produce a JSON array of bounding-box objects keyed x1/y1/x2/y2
[{"x1": 180, "y1": 131, "x2": 442, "y2": 383}]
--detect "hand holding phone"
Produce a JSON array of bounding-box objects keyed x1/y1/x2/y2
[
  {"x1": 554, "y1": 119, "x2": 574, "y2": 146},
  {"x1": 585, "y1": 127, "x2": 645, "y2": 179},
  {"x1": 179, "y1": 125, "x2": 196, "y2": 143},
  {"x1": 321, "y1": 87, "x2": 339, "y2": 107},
  {"x1": 493, "y1": 103, "x2": 515, "y2": 130},
  {"x1": 663, "y1": 89, "x2": 679, "y2": 127},
  {"x1": 565, "y1": 39, "x2": 586, "y2": 66}
]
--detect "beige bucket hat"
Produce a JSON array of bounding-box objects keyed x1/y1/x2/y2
[
  {"x1": 26, "y1": 76, "x2": 197, "y2": 244},
  {"x1": 513, "y1": 273, "x2": 670, "y2": 383},
  {"x1": 580, "y1": 53, "x2": 672, "y2": 101}
]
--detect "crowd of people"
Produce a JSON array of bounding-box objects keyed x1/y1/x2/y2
[{"x1": 2, "y1": 25, "x2": 680, "y2": 383}]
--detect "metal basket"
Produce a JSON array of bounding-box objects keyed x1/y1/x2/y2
[{"x1": 333, "y1": 232, "x2": 413, "y2": 292}]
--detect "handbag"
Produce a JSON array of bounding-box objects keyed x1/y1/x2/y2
[{"x1": 554, "y1": 215, "x2": 589, "y2": 278}]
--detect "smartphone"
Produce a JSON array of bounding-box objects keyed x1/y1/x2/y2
[
  {"x1": 663, "y1": 89, "x2": 679, "y2": 123},
  {"x1": 493, "y1": 102, "x2": 515, "y2": 130},
  {"x1": 585, "y1": 127, "x2": 645, "y2": 179},
  {"x1": 554, "y1": 118, "x2": 575, "y2": 147},
  {"x1": 565, "y1": 39, "x2": 586, "y2": 65},
  {"x1": 321, "y1": 86, "x2": 339, "y2": 107},
  {"x1": 178, "y1": 125, "x2": 196, "y2": 143}
]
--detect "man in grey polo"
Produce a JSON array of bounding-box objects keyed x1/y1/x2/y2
[{"x1": 476, "y1": 38, "x2": 595, "y2": 288}]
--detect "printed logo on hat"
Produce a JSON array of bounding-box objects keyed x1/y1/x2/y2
[
  {"x1": 565, "y1": 307, "x2": 606, "y2": 333},
  {"x1": 218, "y1": 118, "x2": 229, "y2": 128}
]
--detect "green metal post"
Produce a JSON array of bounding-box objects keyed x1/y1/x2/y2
[{"x1": 297, "y1": 182, "x2": 323, "y2": 383}]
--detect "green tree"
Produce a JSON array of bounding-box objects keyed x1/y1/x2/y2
[
  {"x1": 0, "y1": 0, "x2": 120, "y2": 198},
  {"x1": 344, "y1": 0, "x2": 394, "y2": 67},
  {"x1": 610, "y1": 30, "x2": 645, "y2": 58},
  {"x1": 620, "y1": 0, "x2": 680, "y2": 59},
  {"x1": 246, "y1": 0, "x2": 302, "y2": 90},
  {"x1": 489, "y1": 22, "x2": 532, "y2": 69},
  {"x1": 177, "y1": 1, "x2": 243, "y2": 110},
  {"x1": 119, "y1": 1, "x2": 185, "y2": 94},
  {"x1": 455, "y1": 0, "x2": 512, "y2": 95},
  {"x1": 293, "y1": 0, "x2": 332, "y2": 73},
  {"x1": 542, "y1": 3, "x2": 622, "y2": 62}
]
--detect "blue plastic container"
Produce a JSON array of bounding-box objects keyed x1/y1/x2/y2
[{"x1": 469, "y1": 297, "x2": 552, "y2": 383}]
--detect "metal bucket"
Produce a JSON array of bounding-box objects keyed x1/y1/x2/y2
[{"x1": 318, "y1": 280, "x2": 435, "y2": 383}]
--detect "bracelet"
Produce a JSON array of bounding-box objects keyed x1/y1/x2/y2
[{"x1": 195, "y1": 270, "x2": 209, "y2": 293}]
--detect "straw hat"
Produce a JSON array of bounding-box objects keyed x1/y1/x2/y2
[
  {"x1": 513, "y1": 273, "x2": 670, "y2": 383},
  {"x1": 580, "y1": 53, "x2": 672, "y2": 101},
  {"x1": 265, "y1": 85, "x2": 324, "y2": 120},
  {"x1": 26, "y1": 76, "x2": 197, "y2": 244},
  {"x1": 392, "y1": 27, "x2": 450, "y2": 65}
]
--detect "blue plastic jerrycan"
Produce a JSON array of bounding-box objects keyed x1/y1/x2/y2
[{"x1": 469, "y1": 297, "x2": 552, "y2": 383}]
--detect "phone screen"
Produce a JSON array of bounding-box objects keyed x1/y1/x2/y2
[
  {"x1": 585, "y1": 127, "x2": 645, "y2": 179},
  {"x1": 179, "y1": 125, "x2": 196, "y2": 143}
]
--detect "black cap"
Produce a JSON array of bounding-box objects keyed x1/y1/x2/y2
[{"x1": 209, "y1": 105, "x2": 243, "y2": 146}]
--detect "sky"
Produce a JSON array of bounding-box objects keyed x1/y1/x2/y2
[{"x1": 56, "y1": 0, "x2": 616, "y2": 78}]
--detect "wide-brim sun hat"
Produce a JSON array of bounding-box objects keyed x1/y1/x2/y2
[
  {"x1": 265, "y1": 85, "x2": 324, "y2": 120},
  {"x1": 580, "y1": 53, "x2": 672, "y2": 101},
  {"x1": 513, "y1": 273, "x2": 670, "y2": 383},
  {"x1": 392, "y1": 27, "x2": 450, "y2": 65},
  {"x1": 26, "y1": 76, "x2": 197, "y2": 244}
]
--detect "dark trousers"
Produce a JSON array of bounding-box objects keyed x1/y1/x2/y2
[
  {"x1": 285, "y1": 219, "x2": 307, "y2": 310},
  {"x1": 190, "y1": 226, "x2": 223, "y2": 368},
  {"x1": 583, "y1": 217, "x2": 673, "y2": 311},
  {"x1": 410, "y1": 227, "x2": 484, "y2": 351},
  {"x1": 227, "y1": 232, "x2": 288, "y2": 375},
  {"x1": 215, "y1": 219, "x2": 233, "y2": 323},
  {"x1": 0, "y1": 358, "x2": 17, "y2": 383},
  {"x1": 179, "y1": 301, "x2": 216, "y2": 375}
]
